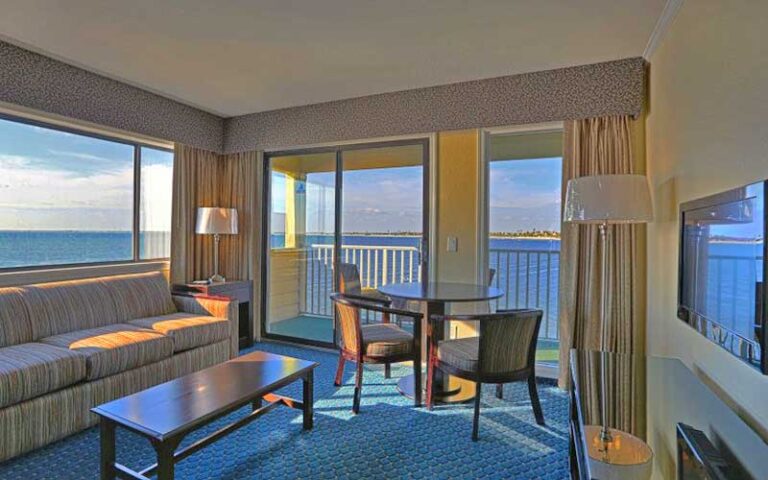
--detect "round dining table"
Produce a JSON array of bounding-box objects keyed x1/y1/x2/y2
[{"x1": 378, "y1": 281, "x2": 503, "y2": 403}]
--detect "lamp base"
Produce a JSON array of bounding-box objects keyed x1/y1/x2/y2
[
  {"x1": 585, "y1": 426, "x2": 653, "y2": 480},
  {"x1": 209, "y1": 274, "x2": 226, "y2": 283}
]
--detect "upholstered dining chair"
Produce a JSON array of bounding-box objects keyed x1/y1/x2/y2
[
  {"x1": 338, "y1": 262, "x2": 390, "y2": 302},
  {"x1": 426, "y1": 308, "x2": 544, "y2": 440},
  {"x1": 330, "y1": 292, "x2": 423, "y2": 414}
]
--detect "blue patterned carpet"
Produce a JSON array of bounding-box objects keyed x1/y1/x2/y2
[{"x1": 0, "y1": 342, "x2": 569, "y2": 479}]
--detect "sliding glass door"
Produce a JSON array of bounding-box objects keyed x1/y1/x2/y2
[
  {"x1": 264, "y1": 151, "x2": 337, "y2": 343},
  {"x1": 263, "y1": 140, "x2": 429, "y2": 346},
  {"x1": 340, "y1": 143, "x2": 427, "y2": 301},
  {"x1": 485, "y1": 130, "x2": 563, "y2": 368}
]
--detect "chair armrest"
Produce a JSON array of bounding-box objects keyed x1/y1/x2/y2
[
  {"x1": 173, "y1": 293, "x2": 239, "y2": 359},
  {"x1": 339, "y1": 292, "x2": 392, "y2": 307}
]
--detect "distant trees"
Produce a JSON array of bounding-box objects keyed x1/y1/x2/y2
[
  {"x1": 490, "y1": 229, "x2": 560, "y2": 239},
  {"x1": 341, "y1": 229, "x2": 561, "y2": 239}
]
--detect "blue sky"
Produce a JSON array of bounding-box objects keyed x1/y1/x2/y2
[
  {"x1": 0, "y1": 118, "x2": 172, "y2": 231},
  {"x1": 488, "y1": 157, "x2": 562, "y2": 233},
  {"x1": 272, "y1": 157, "x2": 562, "y2": 234},
  {"x1": 3, "y1": 115, "x2": 561, "y2": 235}
]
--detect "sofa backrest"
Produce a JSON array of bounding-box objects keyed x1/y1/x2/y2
[
  {"x1": 0, "y1": 287, "x2": 34, "y2": 348},
  {"x1": 99, "y1": 272, "x2": 177, "y2": 322},
  {"x1": 6, "y1": 271, "x2": 177, "y2": 341},
  {"x1": 22, "y1": 278, "x2": 120, "y2": 339}
]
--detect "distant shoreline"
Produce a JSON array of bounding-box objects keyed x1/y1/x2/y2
[
  {"x1": 490, "y1": 236, "x2": 560, "y2": 241},
  {"x1": 335, "y1": 233, "x2": 560, "y2": 240}
]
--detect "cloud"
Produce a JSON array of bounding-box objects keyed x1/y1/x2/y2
[
  {"x1": 0, "y1": 153, "x2": 138, "y2": 230},
  {"x1": 490, "y1": 189, "x2": 561, "y2": 209},
  {"x1": 47, "y1": 150, "x2": 119, "y2": 163}
]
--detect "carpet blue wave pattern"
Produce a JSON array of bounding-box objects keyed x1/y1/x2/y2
[{"x1": 0, "y1": 342, "x2": 569, "y2": 479}]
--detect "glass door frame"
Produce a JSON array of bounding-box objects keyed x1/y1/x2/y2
[{"x1": 260, "y1": 137, "x2": 431, "y2": 348}]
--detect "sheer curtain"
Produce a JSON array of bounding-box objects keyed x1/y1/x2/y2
[{"x1": 558, "y1": 115, "x2": 647, "y2": 424}]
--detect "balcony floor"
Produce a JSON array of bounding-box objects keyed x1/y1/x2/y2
[
  {"x1": 269, "y1": 314, "x2": 334, "y2": 343},
  {"x1": 269, "y1": 314, "x2": 559, "y2": 365}
]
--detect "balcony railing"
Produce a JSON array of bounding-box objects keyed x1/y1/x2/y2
[
  {"x1": 489, "y1": 248, "x2": 560, "y2": 341},
  {"x1": 303, "y1": 244, "x2": 420, "y2": 317},
  {"x1": 301, "y1": 244, "x2": 560, "y2": 341}
]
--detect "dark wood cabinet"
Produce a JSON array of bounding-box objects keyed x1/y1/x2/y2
[{"x1": 172, "y1": 280, "x2": 254, "y2": 349}]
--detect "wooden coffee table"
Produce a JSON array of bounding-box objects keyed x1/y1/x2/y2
[{"x1": 92, "y1": 350, "x2": 318, "y2": 480}]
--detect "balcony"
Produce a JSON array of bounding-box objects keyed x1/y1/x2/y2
[{"x1": 268, "y1": 242, "x2": 560, "y2": 365}]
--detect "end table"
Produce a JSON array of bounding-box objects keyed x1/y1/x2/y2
[{"x1": 172, "y1": 280, "x2": 254, "y2": 349}]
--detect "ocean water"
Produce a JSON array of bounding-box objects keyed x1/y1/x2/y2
[{"x1": 0, "y1": 230, "x2": 169, "y2": 268}]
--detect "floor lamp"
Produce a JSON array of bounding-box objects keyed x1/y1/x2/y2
[{"x1": 563, "y1": 174, "x2": 653, "y2": 480}]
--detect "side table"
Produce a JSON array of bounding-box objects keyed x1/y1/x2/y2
[{"x1": 173, "y1": 280, "x2": 254, "y2": 349}]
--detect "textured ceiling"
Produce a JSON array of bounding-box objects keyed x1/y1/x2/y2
[{"x1": 0, "y1": 0, "x2": 666, "y2": 117}]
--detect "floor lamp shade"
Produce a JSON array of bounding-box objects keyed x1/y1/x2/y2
[
  {"x1": 195, "y1": 207, "x2": 239, "y2": 235},
  {"x1": 563, "y1": 174, "x2": 652, "y2": 224}
]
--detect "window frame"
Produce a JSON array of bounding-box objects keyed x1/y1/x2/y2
[{"x1": 0, "y1": 112, "x2": 174, "y2": 272}]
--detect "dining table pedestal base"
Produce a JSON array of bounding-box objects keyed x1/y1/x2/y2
[{"x1": 397, "y1": 373, "x2": 476, "y2": 404}]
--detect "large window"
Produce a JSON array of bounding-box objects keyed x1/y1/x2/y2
[{"x1": 0, "y1": 114, "x2": 173, "y2": 269}]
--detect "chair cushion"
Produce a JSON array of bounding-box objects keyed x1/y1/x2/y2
[
  {"x1": 40, "y1": 324, "x2": 174, "y2": 381},
  {"x1": 128, "y1": 313, "x2": 230, "y2": 353},
  {"x1": 0, "y1": 343, "x2": 86, "y2": 408},
  {"x1": 437, "y1": 337, "x2": 479, "y2": 372},
  {"x1": 361, "y1": 323, "x2": 413, "y2": 357},
  {"x1": 100, "y1": 272, "x2": 177, "y2": 322}
]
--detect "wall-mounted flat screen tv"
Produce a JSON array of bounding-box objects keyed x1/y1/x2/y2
[{"x1": 678, "y1": 181, "x2": 767, "y2": 374}]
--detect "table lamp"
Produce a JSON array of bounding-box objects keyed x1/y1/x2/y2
[
  {"x1": 196, "y1": 207, "x2": 238, "y2": 283},
  {"x1": 563, "y1": 174, "x2": 653, "y2": 479}
]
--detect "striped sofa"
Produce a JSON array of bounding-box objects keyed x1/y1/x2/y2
[{"x1": 0, "y1": 272, "x2": 238, "y2": 462}]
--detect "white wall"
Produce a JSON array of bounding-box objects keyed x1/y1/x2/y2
[{"x1": 646, "y1": 0, "x2": 768, "y2": 436}]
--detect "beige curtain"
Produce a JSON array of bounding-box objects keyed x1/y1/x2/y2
[
  {"x1": 218, "y1": 150, "x2": 263, "y2": 341},
  {"x1": 574, "y1": 352, "x2": 646, "y2": 437},
  {"x1": 170, "y1": 145, "x2": 263, "y2": 341},
  {"x1": 170, "y1": 144, "x2": 220, "y2": 284},
  {"x1": 558, "y1": 116, "x2": 647, "y2": 390}
]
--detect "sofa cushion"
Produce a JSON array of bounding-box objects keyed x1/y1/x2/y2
[
  {"x1": 0, "y1": 343, "x2": 86, "y2": 408},
  {"x1": 100, "y1": 272, "x2": 177, "y2": 322},
  {"x1": 21, "y1": 279, "x2": 118, "y2": 339},
  {"x1": 40, "y1": 324, "x2": 174, "y2": 381},
  {"x1": 128, "y1": 313, "x2": 230, "y2": 353},
  {"x1": 0, "y1": 288, "x2": 34, "y2": 348}
]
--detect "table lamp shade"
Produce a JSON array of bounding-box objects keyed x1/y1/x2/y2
[
  {"x1": 563, "y1": 174, "x2": 653, "y2": 224},
  {"x1": 195, "y1": 208, "x2": 238, "y2": 235}
]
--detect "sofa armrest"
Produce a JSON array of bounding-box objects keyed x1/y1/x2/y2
[{"x1": 172, "y1": 293, "x2": 239, "y2": 358}]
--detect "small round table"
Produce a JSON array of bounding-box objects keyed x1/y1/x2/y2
[{"x1": 378, "y1": 281, "x2": 503, "y2": 403}]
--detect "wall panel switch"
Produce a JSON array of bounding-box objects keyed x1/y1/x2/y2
[{"x1": 447, "y1": 236, "x2": 458, "y2": 252}]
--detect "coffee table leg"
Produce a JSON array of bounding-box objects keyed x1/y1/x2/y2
[
  {"x1": 153, "y1": 440, "x2": 177, "y2": 480},
  {"x1": 99, "y1": 419, "x2": 116, "y2": 480},
  {"x1": 303, "y1": 370, "x2": 314, "y2": 430}
]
